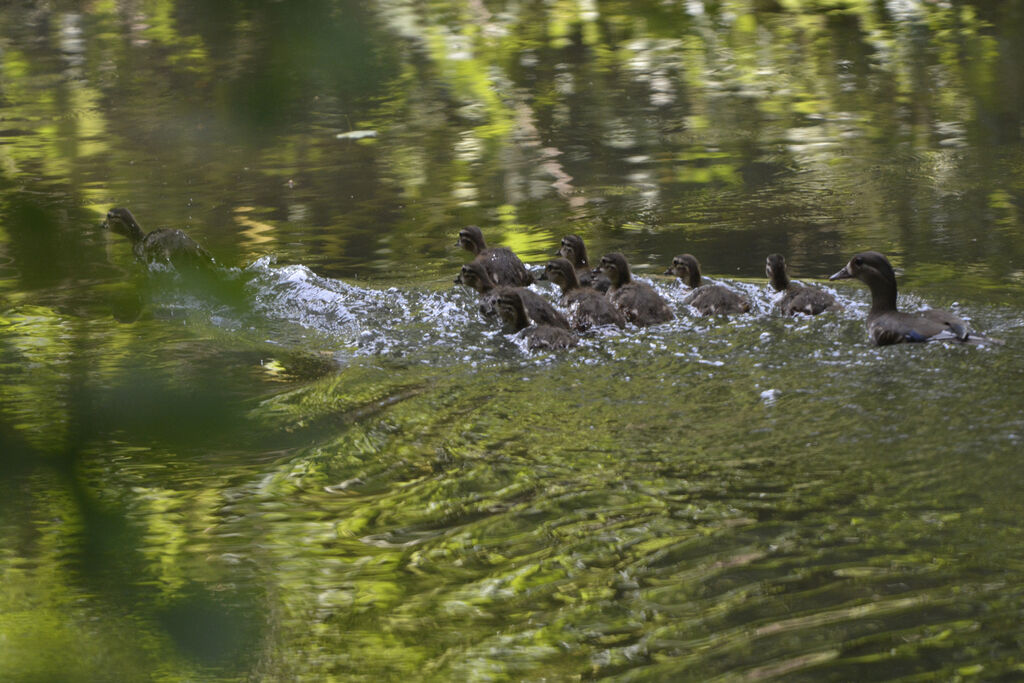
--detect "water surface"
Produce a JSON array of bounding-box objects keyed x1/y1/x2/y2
[{"x1": 2, "y1": 1, "x2": 1024, "y2": 680}]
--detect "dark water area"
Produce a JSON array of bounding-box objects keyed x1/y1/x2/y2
[{"x1": 2, "y1": 1, "x2": 1024, "y2": 680}]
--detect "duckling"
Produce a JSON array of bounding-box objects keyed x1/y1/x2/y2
[
  {"x1": 456, "y1": 225, "x2": 534, "y2": 287},
  {"x1": 599, "y1": 252, "x2": 675, "y2": 327},
  {"x1": 104, "y1": 208, "x2": 215, "y2": 269},
  {"x1": 766, "y1": 253, "x2": 841, "y2": 316},
  {"x1": 456, "y1": 260, "x2": 570, "y2": 330},
  {"x1": 495, "y1": 289, "x2": 578, "y2": 351},
  {"x1": 665, "y1": 253, "x2": 750, "y2": 316},
  {"x1": 544, "y1": 258, "x2": 625, "y2": 331},
  {"x1": 829, "y1": 251, "x2": 998, "y2": 346},
  {"x1": 557, "y1": 234, "x2": 610, "y2": 293}
]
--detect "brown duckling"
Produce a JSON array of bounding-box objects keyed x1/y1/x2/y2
[
  {"x1": 105, "y1": 207, "x2": 215, "y2": 269},
  {"x1": 456, "y1": 260, "x2": 570, "y2": 330},
  {"x1": 495, "y1": 289, "x2": 578, "y2": 351},
  {"x1": 766, "y1": 253, "x2": 841, "y2": 316},
  {"x1": 456, "y1": 225, "x2": 534, "y2": 287},
  {"x1": 665, "y1": 253, "x2": 750, "y2": 316},
  {"x1": 829, "y1": 251, "x2": 999, "y2": 346},
  {"x1": 599, "y1": 252, "x2": 675, "y2": 327},
  {"x1": 543, "y1": 258, "x2": 625, "y2": 331},
  {"x1": 557, "y1": 234, "x2": 610, "y2": 293}
]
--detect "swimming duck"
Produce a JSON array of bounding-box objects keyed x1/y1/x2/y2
[
  {"x1": 543, "y1": 258, "x2": 625, "y2": 331},
  {"x1": 557, "y1": 234, "x2": 610, "y2": 293},
  {"x1": 456, "y1": 225, "x2": 534, "y2": 287},
  {"x1": 829, "y1": 251, "x2": 996, "y2": 346},
  {"x1": 456, "y1": 260, "x2": 570, "y2": 330},
  {"x1": 766, "y1": 253, "x2": 841, "y2": 316},
  {"x1": 599, "y1": 252, "x2": 675, "y2": 327},
  {"x1": 104, "y1": 208, "x2": 215, "y2": 269},
  {"x1": 494, "y1": 289, "x2": 578, "y2": 351},
  {"x1": 665, "y1": 253, "x2": 750, "y2": 316}
]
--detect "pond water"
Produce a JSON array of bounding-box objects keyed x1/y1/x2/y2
[{"x1": 2, "y1": 1, "x2": 1024, "y2": 680}]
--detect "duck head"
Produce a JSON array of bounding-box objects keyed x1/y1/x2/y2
[
  {"x1": 765, "y1": 253, "x2": 790, "y2": 291},
  {"x1": 557, "y1": 235, "x2": 589, "y2": 267},
  {"x1": 456, "y1": 225, "x2": 487, "y2": 255},
  {"x1": 664, "y1": 254, "x2": 701, "y2": 288},
  {"x1": 830, "y1": 251, "x2": 898, "y2": 312},
  {"x1": 104, "y1": 207, "x2": 145, "y2": 243},
  {"x1": 456, "y1": 260, "x2": 496, "y2": 293},
  {"x1": 599, "y1": 252, "x2": 633, "y2": 288},
  {"x1": 495, "y1": 290, "x2": 530, "y2": 332}
]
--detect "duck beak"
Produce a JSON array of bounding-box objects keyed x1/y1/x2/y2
[
  {"x1": 454, "y1": 273, "x2": 463, "y2": 284},
  {"x1": 829, "y1": 265, "x2": 853, "y2": 281},
  {"x1": 663, "y1": 267, "x2": 673, "y2": 276}
]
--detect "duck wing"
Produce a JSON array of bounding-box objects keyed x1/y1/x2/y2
[
  {"x1": 868, "y1": 310, "x2": 965, "y2": 345},
  {"x1": 922, "y1": 308, "x2": 969, "y2": 341}
]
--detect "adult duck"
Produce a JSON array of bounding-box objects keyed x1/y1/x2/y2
[
  {"x1": 456, "y1": 260, "x2": 570, "y2": 330},
  {"x1": 494, "y1": 289, "x2": 578, "y2": 351},
  {"x1": 665, "y1": 253, "x2": 750, "y2": 316},
  {"x1": 105, "y1": 208, "x2": 215, "y2": 269},
  {"x1": 829, "y1": 251, "x2": 997, "y2": 345},
  {"x1": 543, "y1": 258, "x2": 625, "y2": 331},
  {"x1": 557, "y1": 234, "x2": 610, "y2": 293},
  {"x1": 456, "y1": 225, "x2": 534, "y2": 287},
  {"x1": 766, "y1": 253, "x2": 841, "y2": 316},
  {"x1": 599, "y1": 252, "x2": 675, "y2": 327}
]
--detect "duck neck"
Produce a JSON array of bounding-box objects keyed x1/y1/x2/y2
[
  {"x1": 506, "y1": 305, "x2": 530, "y2": 332},
  {"x1": 123, "y1": 217, "x2": 146, "y2": 244},
  {"x1": 561, "y1": 269, "x2": 582, "y2": 294},
  {"x1": 866, "y1": 278, "x2": 899, "y2": 315},
  {"x1": 769, "y1": 271, "x2": 788, "y2": 292},
  {"x1": 686, "y1": 271, "x2": 701, "y2": 288}
]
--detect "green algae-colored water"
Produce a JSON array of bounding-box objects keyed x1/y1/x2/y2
[{"x1": 2, "y1": 2, "x2": 1024, "y2": 680}]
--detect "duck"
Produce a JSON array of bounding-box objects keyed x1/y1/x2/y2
[
  {"x1": 455, "y1": 260, "x2": 570, "y2": 330},
  {"x1": 665, "y1": 253, "x2": 750, "y2": 316},
  {"x1": 494, "y1": 289, "x2": 578, "y2": 351},
  {"x1": 557, "y1": 234, "x2": 610, "y2": 293},
  {"x1": 456, "y1": 225, "x2": 534, "y2": 287},
  {"x1": 829, "y1": 251, "x2": 998, "y2": 346},
  {"x1": 543, "y1": 258, "x2": 625, "y2": 331},
  {"x1": 599, "y1": 252, "x2": 675, "y2": 327},
  {"x1": 104, "y1": 208, "x2": 215, "y2": 269},
  {"x1": 766, "y1": 253, "x2": 841, "y2": 316}
]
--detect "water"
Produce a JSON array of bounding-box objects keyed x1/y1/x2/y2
[{"x1": 2, "y1": 1, "x2": 1024, "y2": 680}]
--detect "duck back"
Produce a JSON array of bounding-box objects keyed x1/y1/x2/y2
[
  {"x1": 521, "y1": 325, "x2": 579, "y2": 351},
  {"x1": 610, "y1": 282, "x2": 675, "y2": 326},
  {"x1": 778, "y1": 284, "x2": 839, "y2": 316},
  {"x1": 563, "y1": 288, "x2": 625, "y2": 330},
  {"x1": 480, "y1": 286, "x2": 569, "y2": 329},
  {"x1": 683, "y1": 284, "x2": 750, "y2": 316},
  {"x1": 479, "y1": 248, "x2": 534, "y2": 287},
  {"x1": 138, "y1": 229, "x2": 215, "y2": 269}
]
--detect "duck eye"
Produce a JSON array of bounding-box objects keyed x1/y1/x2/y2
[{"x1": 854, "y1": 256, "x2": 864, "y2": 266}]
